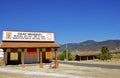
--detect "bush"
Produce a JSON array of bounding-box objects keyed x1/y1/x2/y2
[
  {"x1": 58, "y1": 50, "x2": 73, "y2": 61},
  {"x1": 98, "y1": 46, "x2": 112, "y2": 61},
  {"x1": 58, "y1": 53, "x2": 65, "y2": 60}
]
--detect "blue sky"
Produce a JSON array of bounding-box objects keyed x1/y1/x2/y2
[{"x1": 0, "y1": 0, "x2": 120, "y2": 44}]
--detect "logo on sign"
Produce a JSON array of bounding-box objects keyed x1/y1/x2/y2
[
  {"x1": 47, "y1": 34, "x2": 52, "y2": 40},
  {"x1": 6, "y1": 32, "x2": 11, "y2": 39}
]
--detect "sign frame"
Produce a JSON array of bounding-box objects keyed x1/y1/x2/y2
[{"x1": 2, "y1": 30, "x2": 55, "y2": 42}]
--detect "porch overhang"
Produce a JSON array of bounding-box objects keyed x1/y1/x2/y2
[{"x1": 0, "y1": 41, "x2": 60, "y2": 48}]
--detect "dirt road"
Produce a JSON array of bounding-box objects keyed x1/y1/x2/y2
[{"x1": 59, "y1": 61, "x2": 120, "y2": 69}]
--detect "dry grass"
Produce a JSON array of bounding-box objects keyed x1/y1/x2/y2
[
  {"x1": 79, "y1": 58, "x2": 120, "y2": 65},
  {"x1": 0, "y1": 59, "x2": 4, "y2": 66},
  {"x1": 112, "y1": 54, "x2": 120, "y2": 58}
]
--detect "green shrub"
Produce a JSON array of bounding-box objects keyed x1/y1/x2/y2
[
  {"x1": 58, "y1": 50, "x2": 73, "y2": 61},
  {"x1": 98, "y1": 46, "x2": 112, "y2": 61}
]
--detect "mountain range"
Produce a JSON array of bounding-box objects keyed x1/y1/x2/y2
[{"x1": 59, "y1": 40, "x2": 120, "y2": 52}]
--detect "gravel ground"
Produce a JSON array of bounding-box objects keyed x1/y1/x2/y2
[
  {"x1": 0, "y1": 67, "x2": 82, "y2": 78},
  {"x1": 0, "y1": 61, "x2": 120, "y2": 78},
  {"x1": 0, "y1": 64, "x2": 88, "y2": 78}
]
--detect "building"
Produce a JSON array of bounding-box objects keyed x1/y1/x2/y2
[
  {"x1": 76, "y1": 52, "x2": 99, "y2": 61},
  {"x1": 0, "y1": 30, "x2": 60, "y2": 68}
]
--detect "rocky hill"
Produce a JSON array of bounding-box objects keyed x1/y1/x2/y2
[{"x1": 59, "y1": 40, "x2": 120, "y2": 51}]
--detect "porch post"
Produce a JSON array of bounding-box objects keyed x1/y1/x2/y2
[
  {"x1": 54, "y1": 48, "x2": 58, "y2": 68},
  {"x1": 87, "y1": 56, "x2": 88, "y2": 60},
  {"x1": 3, "y1": 49, "x2": 6, "y2": 66},
  {"x1": 93, "y1": 56, "x2": 94, "y2": 60},
  {"x1": 21, "y1": 49, "x2": 24, "y2": 67},
  {"x1": 79, "y1": 56, "x2": 81, "y2": 61},
  {"x1": 39, "y1": 48, "x2": 43, "y2": 68}
]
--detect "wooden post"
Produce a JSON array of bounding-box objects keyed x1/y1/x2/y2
[
  {"x1": 54, "y1": 48, "x2": 58, "y2": 68},
  {"x1": 3, "y1": 49, "x2": 6, "y2": 66},
  {"x1": 87, "y1": 56, "x2": 88, "y2": 60},
  {"x1": 39, "y1": 48, "x2": 43, "y2": 68},
  {"x1": 93, "y1": 56, "x2": 95, "y2": 60},
  {"x1": 79, "y1": 56, "x2": 81, "y2": 61},
  {"x1": 21, "y1": 49, "x2": 24, "y2": 67}
]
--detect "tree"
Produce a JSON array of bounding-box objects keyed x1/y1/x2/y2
[
  {"x1": 58, "y1": 50, "x2": 72, "y2": 60},
  {"x1": 98, "y1": 46, "x2": 112, "y2": 61}
]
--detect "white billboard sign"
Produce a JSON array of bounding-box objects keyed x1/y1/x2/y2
[{"x1": 2, "y1": 30, "x2": 54, "y2": 41}]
